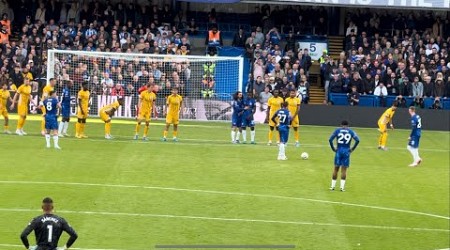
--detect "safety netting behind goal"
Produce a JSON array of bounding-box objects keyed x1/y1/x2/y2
[{"x1": 46, "y1": 50, "x2": 244, "y2": 121}]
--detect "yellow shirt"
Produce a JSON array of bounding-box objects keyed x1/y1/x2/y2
[
  {"x1": 167, "y1": 94, "x2": 183, "y2": 114},
  {"x1": 100, "y1": 101, "x2": 121, "y2": 114},
  {"x1": 0, "y1": 89, "x2": 10, "y2": 109},
  {"x1": 41, "y1": 85, "x2": 54, "y2": 100},
  {"x1": 378, "y1": 107, "x2": 395, "y2": 125},
  {"x1": 286, "y1": 97, "x2": 301, "y2": 117},
  {"x1": 23, "y1": 72, "x2": 33, "y2": 81},
  {"x1": 78, "y1": 89, "x2": 90, "y2": 110},
  {"x1": 139, "y1": 91, "x2": 156, "y2": 112},
  {"x1": 267, "y1": 96, "x2": 284, "y2": 115},
  {"x1": 17, "y1": 84, "x2": 32, "y2": 107}
]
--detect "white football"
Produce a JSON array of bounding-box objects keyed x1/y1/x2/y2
[{"x1": 301, "y1": 152, "x2": 309, "y2": 160}]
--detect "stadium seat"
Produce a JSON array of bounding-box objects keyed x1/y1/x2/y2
[
  {"x1": 442, "y1": 99, "x2": 450, "y2": 110},
  {"x1": 329, "y1": 93, "x2": 348, "y2": 105},
  {"x1": 423, "y1": 97, "x2": 434, "y2": 109},
  {"x1": 358, "y1": 95, "x2": 375, "y2": 107}
]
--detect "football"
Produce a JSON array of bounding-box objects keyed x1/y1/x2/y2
[{"x1": 301, "y1": 152, "x2": 309, "y2": 160}]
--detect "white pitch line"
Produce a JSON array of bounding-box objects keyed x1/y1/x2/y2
[
  {"x1": 0, "y1": 208, "x2": 448, "y2": 233},
  {"x1": 0, "y1": 180, "x2": 448, "y2": 220},
  {"x1": 0, "y1": 243, "x2": 125, "y2": 250}
]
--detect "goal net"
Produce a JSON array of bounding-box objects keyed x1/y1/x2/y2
[{"x1": 46, "y1": 50, "x2": 244, "y2": 121}]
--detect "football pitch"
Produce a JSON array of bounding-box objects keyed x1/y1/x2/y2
[{"x1": 0, "y1": 116, "x2": 449, "y2": 250}]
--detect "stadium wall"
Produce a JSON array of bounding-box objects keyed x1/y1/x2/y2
[{"x1": 299, "y1": 105, "x2": 450, "y2": 131}]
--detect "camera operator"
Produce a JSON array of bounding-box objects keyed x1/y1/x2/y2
[
  {"x1": 430, "y1": 97, "x2": 442, "y2": 110},
  {"x1": 348, "y1": 85, "x2": 360, "y2": 106}
]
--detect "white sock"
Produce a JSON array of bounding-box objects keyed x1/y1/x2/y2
[
  {"x1": 340, "y1": 179, "x2": 346, "y2": 189},
  {"x1": 331, "y1": 179, "x2": 337, "y2": 188},
  {"x1": 45, "y1": 134, "x2": 51, "y2": 147},
  {"x1": 279, "y1": 143, "x2": 285, "y2": 157},
  {"x1": 242, "y1": 130, "x2": 247, "y2": 142},
  {"x1": 413, "y1": 148, "x2": 420, "y2": 162},
  {"x1": 58, "y1": 122, "x2": 64, "y2": 135},
  {"x1": 251, "y1": 130, "x2": 255, "y2": 141},
  {"x1": 63, "y1": 121, "x2": 69, "y2": 133},
  {"x1": 53, "y1": 135, "x2": 59, "y2": 147},
  {"x1": 236, "y1": 132, "x2": 241, "y2": 141},
  {"x1": 231, "y1": 131, "x2": 236, "y2": 142}
]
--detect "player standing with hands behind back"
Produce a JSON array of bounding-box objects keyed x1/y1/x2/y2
[
  {"x1": 407, "y1": 106, "x2": 422, "y2": 167},
  {"x1": 329, "y1": 120, "x2": 360, "y2": 191},
  {"x1": 20, "y1": 197, "x2": 78, "y2": 250}
]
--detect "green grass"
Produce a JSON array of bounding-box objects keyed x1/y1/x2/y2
[{"x1": 0, "y1": 115, "x2": 449, "y2": 250}]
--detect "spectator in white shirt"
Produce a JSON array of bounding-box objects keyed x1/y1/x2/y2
[{"x1": 374, "y1": 82, "x2": 388, "y2": 96}]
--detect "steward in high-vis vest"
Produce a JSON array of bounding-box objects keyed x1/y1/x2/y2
[{"x1": 205, "y1": 25, "x2": 223, "y2": 55}]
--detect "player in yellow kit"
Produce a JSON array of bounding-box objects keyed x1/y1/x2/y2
[
  {"x1": 134, "y1": 84, "x2": 156, "y2": 140},
  {"x1": 10, "y1": 78, "x2": 33, "y2": 135},
  {"x1": 286, "y1": 89, "x2": 302, "y2": 147},
  {"x1": 0, "y1": 83, "x2": 13, "y2": 134},
  {"x1": 40, "y1": 78, "x2": 56, "y2": 135},
  {"x1": 100, "y1": 98, "x2": 124, "y2": 139},
  {"x1": 76, "y1": 82, "x2": 90, "y2": 138},
  {"x1": 377, "y1": 101, "x2": 398, "y2": 150},
  {"x1": 162, "y1": 88, "x2": 183, "y2": 142},
  {"x1": 266, "y1": 89, "x2": 284, "y2": 145}
]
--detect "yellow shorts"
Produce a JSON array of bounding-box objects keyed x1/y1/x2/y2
[
  {"x1": 100, "y1": 111, "x2": 110, "y2": 122},
  {"x1": 138, "y1": 110, "x2": 151, "y2": 122},
  {"x1": 268, "y1": 113, "x2": 277, "y2": 127},
  {"x1": 18, "y1": 105, "x2": 28, "y2": 116},
  {"x1": 291, "y1": 116, "x2": 299, "y2": 128},
  {"x1": 0, "y1": 108, "x2": 8, "y2": 118},
  {"x1": 77, "y1": 109, "x2": 88, "y2": 119},
  {"x1": 378, "y1": 122, "x2": 387, "y2": 133},
  {"x1": 166, "y1": 114, "x2": 179, "y2": 125},
  {"x1": 41, "y1": 106, "x2": 46, "y2": 115}
]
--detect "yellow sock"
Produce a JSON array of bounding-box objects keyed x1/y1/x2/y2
[
  {"x1": 173, "y1": 130, "x2": 178, "y2": 138},
  {"x1": 17, "y1": 117, "x2": 24, "y2": 129},
  {"x1": 277, "y1": 134, "x2": 280, "y2": 142},
  {"x1": 75, "y1": 123, "x2": 80, "y2": 135},
  {"x1": 381, "y1": 132, "x2": 388, "y2": 147},
  {"x1": 143, "y1": 125, "x2": 149, "y2": 137},
  {"x1": 4, "y1": 125, "x2": 8, "y2": 131},
  {"x1": 80, "y1": 123, "x2": 85, "y2": 135},
  {"x1": 163, "y1": 130, "x2": 168, "y2": 138},
  {"x1": 105, "y1": 123, "x2": 111, "y2": 135},
  {"x1": 135, "y1": 124, "x2": 140, "y2": 134},
  {"x1": 294, "y1": 130, "x2": 299, "y2": 142},
  {"x1": 41, "y1": 119, "x2": 45, "y2": 132},
  {"x1": 268, "y1": 130, "x2": 273, "y2": 141}
]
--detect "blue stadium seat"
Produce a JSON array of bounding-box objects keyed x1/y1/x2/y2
[
  {"x1": 442, "y1": 99, "x2": 450, "y2": 110},
  {"x1": 329, "y1": 93, "x2": 348, "y2": 106},
  {"x1": 358, "y1": 95, "x2": 375, "y2": 107},
  {"x1": 423, "y1": 97, "x2": 434, "y2": 109},
  {"x1": 385, "y1": 96, "x2": 397, "y2": 107}
]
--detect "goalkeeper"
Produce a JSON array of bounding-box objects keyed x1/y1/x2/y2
[
  {"x1": 99, "y1": 97, "x2": 124, "y2": 139},
  {"x1": 20, "y1": 197, "x2": 78, "y2": 250}
]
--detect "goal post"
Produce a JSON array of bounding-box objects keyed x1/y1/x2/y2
[{"x1": 46, "y1": 50, "x2": 244, "y2": 121}]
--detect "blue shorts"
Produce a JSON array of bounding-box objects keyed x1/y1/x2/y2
[
  {"x1": 61, "y1": 105, "x2": 70, "y2": 118},
  {"x1": 231, "y1": 115, "x2": 242, "y2": 127},
  {"x1": 408, "y1": 136, "x2": 421, "y2": 148},
  {"x1": 278, "y1": 126, "x2": 289, "y2": 143},
  {"x1": 45, "y1": 115, "x2": 58, "y2": 130},
  {"x1": 241, "y1": 113, "x2": 255, "y2": 127},
  {"x1": 334, "y1": 148, "x2": 350, "y2": 167}
]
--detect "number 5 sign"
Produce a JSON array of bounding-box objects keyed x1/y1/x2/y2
[{"x1": 298, "y1": 41, "x2": 328, "y2": 60}]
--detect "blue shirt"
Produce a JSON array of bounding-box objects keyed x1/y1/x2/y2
[
  {"x1": 232, "y1": 99, "x2": 244, "y2": 116},
  {"x1": 272, "y1": 108, "x2": 291, "y2": 129},
  {"x1": 329, "y1": 127, "x2": 360, "y2": 150},
  {"x1": 43, "y1": 97, "x2": 59, "y2": 117},
  {"x1": 243, "y1": 98, "x2": 256, "y2": 115},
  {"x1": 61, "y1": 87, "x2": 71, "y2": 107},
  {"x1": 410, "y1": 114, "x2": 422, "y2": 137}
]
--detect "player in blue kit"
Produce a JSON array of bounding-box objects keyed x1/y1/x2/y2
[
  {"x1": 41, "y1": 91, "x2": 61, "y2": 149},
  {"x1": 407, "y1": 106, "x2": 422, "y2": 167},
  {"x1": 328, "y1": 120, "x2": 360, "y2": 191},
  {"x1": 241, "y1": 92, "x2": 256, "y2": 144},
  {"x1": 231, "y1": 91, "x2": 244, "y2": 143},
  {"x1": 271, "y1": 102, "x2": 291, "y2": 160},
  {"x1": 58, "y1": 80, "x2": 72, "y2": 137}
]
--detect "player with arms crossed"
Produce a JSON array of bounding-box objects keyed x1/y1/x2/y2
[
  {"x1": 21, "y1": 197, "x2": 77, "y2": 250},
  {"x1": 40, "y1": 91, "x2": 61, "y2": 149},
  {"x1": 329, "y1": 120, "x2": 360, "y2": 191},
  {"x1": 266, "y1": 89, "x2": 284, "y2": 145},
  {"x1": 285, "y1": 89, "x2": 302, "y2": 147},
  {"x1": 75, "y1": 82, "x2": 90, "y2": 139},
  {"x1": 100, "y1": 98, "x2": 124, "y2": 139},
  {"x1": 407, "y1": 106, "x2": 422, "y2": 167},
  {"x1": 40, "y1": 78, "x2": 56, "y2": 136},
  {"x1": 0, "y1": 82, "x2": 13, "y2": 133},
  {"x1": 231, "y1": 91, "x2": 244, "y2": 143},
  {"x1": 58, "y1": 80, "x2": 72, "y2": 137},
  {"x1": 135, "y1": 84, "x2": 156, "y2": 140},
  {"x1": 10, "y1": 78, "x2": 33, "y2": 135},
  {"x1": 271, "y1": 102, "x2": 291, "y2": 160},
  {"x1": 377, "y1": 101, "x2": 398, "y2": 150},
  {"x1": 241, "y1": 92, "x2": 256, "y2": 144},
  {"x1": 162, "y1": 88, "x2": 183, "y2": 142}
]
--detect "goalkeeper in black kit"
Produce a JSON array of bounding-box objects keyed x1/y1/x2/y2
[{"x1": 20, "y1": 197, "x2": 78, "y2": 250}]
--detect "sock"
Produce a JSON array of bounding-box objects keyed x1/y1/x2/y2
[
  {"x1": 251, "y1": 130, "x2": 255, "y2": 142},
  {"x1": 173, "y1": 130, "x2": 178, "y2": 138},
  {"x1": 58, "y1": 122, "x2": 64, "y2": 135},
  {"x1": 381, "y1": 132, "x2": 388, "y2": 147},
  {"x1": 63, "y1": 122, "x2": 69, "y2": 134},
  {"x1": 378, "y1": 133, "x2": 383, "y2": 147},
  {"x1": 340, "y1": 179, "x2": 346, "y2": 190},
  {"x1": 279, "y1": 143, "x2": 285, "y2": 157},
  {"x1": 277, "y1": 134, "x2": 280, "y2": 143},
  {"x1": 41, "y1": 119, "x2": 45, "y2": 132},
  {"x1": 413, "y1": 148, "x2": 420, "y2": 162},
  {"x1": 331, "y1": 179, "x2": 337, "y2": 188},
  {"x1": 407, "y1": 146, "x2": 414, "y2": 160},
  {"x1": 45, "y1": 134, "x2": 51, "y2": 147},
  {"x1": 231, "y1": 131, "x2": 236, "y2": 142},
  {"x1": 80, "y1": 123, "x2": 85, "y2": 135},
  {"x1": 163, "y1": 130, "x2": 168, "y2": 138},
  {"x1": 105, "y1": 123, "x2": 111, "y2": 135},
  {"x1": 75, "y1": 122, "x2": 80, "y2": 136},
  {"x1": 143, "y1": 125, "x2": 149, "y2": 137},
  {"x1": 242, "y1": 130, "x2": 247, "y2": 142},
  {"x1": 21, "y1": 118, "x2": 26, "y2": 129},
  {"x1": 236, "y1": 132, "x2": 241, "y2": 141},
  {"x1": 17, "y1": 117, "x2": 24, "y2": 129},
  {"x1": 294, "y1": 130, "x2": 299, "y2": 142},
  {"x1": 268, "y1": 130, "x2": 273, "y2": 142},
  {"x1": 53, "y1": 135, "x2": 59, "y2": 147},
  {"x1": 4, "y1": 125, "x2": 8, "y2": 131},
  {"x1": 135, "y1": 124, "x2": 141, "y2": 134}
]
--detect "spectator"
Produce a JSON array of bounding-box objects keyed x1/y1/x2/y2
[
  {"x1": 299, "y1": 48, "x2": 312, "y2": 75},
  {"x1": 362, "y1": 73, "x2": 374, "y2": 95},
  {"x1": 386, "y1": 72, "x2": 399, "y2": 95},
  {"x1": 254, "y1": 26, "x2": 265, "y2": 46},
  {"x1": 205, "y1": 25, "x2": 223, "y2": 55},
  {"x1": 232, "y1": 28, "x2": 247, "y2": 48},
  {"x1": 413, "y1": 96, "x2": 424, "y2": 109},
  {"x1": 252, "y1": 76, "x2": 265, "y2": 101},
  {"x1": 297, "y1": 79, "x2": 310, "y2": 104},
  {"x1": 346, "y1": 21, "x2": 358, "y2": 36},
  {"x1": 111, "y1": 83, "x2": 124, "y2": 96},
  {"x1": 329, "y1": 74, "x2": 342, "y2": 94},
  {"x1": 422, "y1": 76, "x2": 434, "y2": 98},
  {"x1": 186, "y1": 18, "x2": 198, "y2": 35},
  {"x1": 430, "y1": 97, "x2": 442, "y2": 109},
  {"x1": 395, "y1": 95, "x2": 407, "y2": 108},
  {"x1": 259, "y1": 86, "x2": 272, "y2": 108},
  {"x1": 348, "y1": 85, "x2": 360, "y2": 106},
  {"x1": 373, "y1": 82, "x2": 387, "y2": 106}
]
